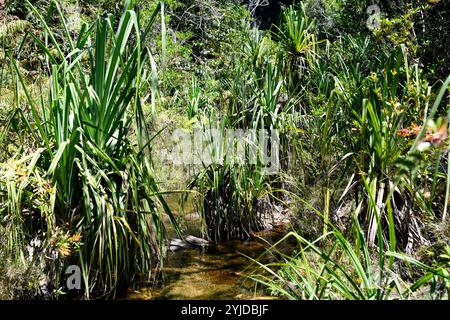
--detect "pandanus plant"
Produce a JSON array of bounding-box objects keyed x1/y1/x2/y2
[
  {"x1": 187, "y1": 114, "x2": 271, "y2": 242},
  {"x1": 332, "y1": 45, "x2": 450, "y2": 252},
  {"x1": 275, "y1": 2, "x2": 317, "y2": 59},
  {"x1": 248, "y1": 201, "x2": 450, "y2": 300},
  {"x1": 9, "y1": 0, "x2": 179, "y2": 297}
]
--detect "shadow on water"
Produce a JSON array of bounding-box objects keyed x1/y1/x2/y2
[{"x1": 126, "y1": 195, "x2": 296, "y2": 300}]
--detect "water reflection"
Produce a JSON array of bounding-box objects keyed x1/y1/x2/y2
[{"x1": 126, "y1": 195, "x2": 294, "y2": 300}]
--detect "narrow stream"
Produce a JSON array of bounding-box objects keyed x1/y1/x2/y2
[{"x1": 127, "y1": 196, "x2": 295, "y2": 300}]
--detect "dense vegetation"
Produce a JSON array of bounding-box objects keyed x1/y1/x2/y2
[{"x1": 0, "y1": 0, "x2": 449, "y2": 299}]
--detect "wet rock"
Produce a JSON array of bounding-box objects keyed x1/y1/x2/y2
[
  {"x1": 169, "y1": 235, "x2": 210, "y2": 251},
  {"x1": 185, "y1": 235, "x2": 210, "y2": 246},
  {"x1": 169, "y1": 238, "x2": 193, "y2": 251}
]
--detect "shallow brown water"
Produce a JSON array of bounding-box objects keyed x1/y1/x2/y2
[
  {"x1": 126, "y1": 195, "x2": 295, "y2": 300},
  {"x1": 127, "y1": 227, "x2": 294, "y2": 300}
]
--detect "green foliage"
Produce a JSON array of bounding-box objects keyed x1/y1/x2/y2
[
  {"x1": 0, "y1": 244, "x2": 43, "y2": 299},
  {"x1": 187, "y1": 77, "x2": 203, "y2": 119},
  {"x1": 276, "y1": 2, "x2": 317, "y2": 58},
  {"x1": 249, "y1": 214, "x2": 450, "y2": 299},
  {"x1": 1, "y1": 0, "x2": 179, "y2": 298},
  {"x1": 187, "y1": 113, "x2": 273, "y2": 242},
  {"x1": 1, "y1": 0, "x2": 449, "y2": 301}
]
